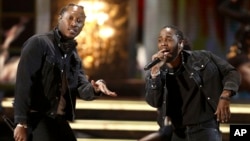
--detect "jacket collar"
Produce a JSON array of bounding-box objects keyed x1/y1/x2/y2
[{"x1": 53, "y1": 28, "x2": 77, "y2": 54}]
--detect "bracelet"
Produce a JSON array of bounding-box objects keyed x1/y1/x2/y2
[
  {"x1": 220, "y1": 96, "x2": 230, "y2": 101},
  {"x1": 151, "y1": 71, "x2": 160, "y2": 78},
  {"x1": 17, "y1": 123, "x2": 28, "y2": 128}
]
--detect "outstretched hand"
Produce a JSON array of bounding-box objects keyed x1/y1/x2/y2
[
  {"x1": 215, "y1": 90, "x2": 232, "y2": 123},
  {"x1": 214, "y1": 98, "x2": 231, "y2": 123},
  {"x1": 91, "y1": 80, "x2": 117, "y2": 97}
]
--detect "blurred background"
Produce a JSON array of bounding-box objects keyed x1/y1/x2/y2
[{"x1": 1, "y1": 0, "x2": 250, "y2": 141}]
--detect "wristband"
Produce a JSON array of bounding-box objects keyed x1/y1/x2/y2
[
  {"x1": 220, "y1": 96, "x2": 230, "y2": 101},
  {"x1": 17, "y1": 123, "x2": 27, "y2": 128}
]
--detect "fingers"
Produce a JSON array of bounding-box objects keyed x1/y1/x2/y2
[
  {"x1": 152, "y1": 49, "x2": 167, "y2": 60},
  {"x1": 105, "y1": 91, "x2": 117, "y2": 97},
  {"x1": 215, "y1": 98, "x2": 231, "y2": 123},
  {"x1": 93, "y1": 80, "x2": 117, "y2": 97},
  {"x1": 151, "y1": 54, "x2": 159, "y2": 62},
  {"x1": 223, "y1": 108, "x2": 231, "y2": 122},
  {"x1": 99, "y1": 83, "x2": 117, "y2": 97},
  {"x1": 215, "y1": 108, "x2": 231, "y2": 123},
  {"x1": 13, "y1": 127, "x2": 27, "y2": 141},
  {"x1": 157, "y1": 50, "x2": 167, "y2": 59},
  {"x1": 220, "y1": 115, "x2": 229, "y2": 123}
]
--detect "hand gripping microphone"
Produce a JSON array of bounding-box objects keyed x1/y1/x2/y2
[{"x1": 144, "y1": 58, "x2": 161, "y2": 71}]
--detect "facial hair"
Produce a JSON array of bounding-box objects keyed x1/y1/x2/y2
[{"x1": 165, "y1": 44, "x2": 181, "y2": 63}]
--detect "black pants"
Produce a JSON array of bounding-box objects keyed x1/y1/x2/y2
[{"x1": 27, "y1": 113, "x2": 76, "y2": 141}]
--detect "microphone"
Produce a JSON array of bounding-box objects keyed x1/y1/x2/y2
[{"x1": 144, "y1": 58, "x2": 161, "y2": 71}]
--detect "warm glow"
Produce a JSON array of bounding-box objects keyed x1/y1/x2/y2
[
  {"x1": 83, "y1": 55, "x2": 94, "y2": 68},
  {"x1": 76, "y1": 0, "x2": 116, "y2": 71},
  {"x1": 96, "y1": 12, "x2": 109, "y2": 25},
  {"x1": 99, "y1": 26, "x2": 114, "y2": 39},
  {"x1": 78, "y1": 1, "x2": 105, "y2": 12}
]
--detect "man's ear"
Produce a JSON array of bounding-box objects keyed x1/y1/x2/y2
[
  {"x1": 178, "y1": 41, "x2": 184, "y2": 49},
  {"x1": 180, "y1": 42, "x2": 184, "y2": 49},
  {"x1": 58, "y1": 15, "x2": 62, "y2": 21}
]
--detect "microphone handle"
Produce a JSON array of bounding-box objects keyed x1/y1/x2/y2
[
  {"x1": 2, "y1": 115, "x2": 14, "y2": 131},
  {"x1": 144, "y1": 58, "x2": 161, "y2": 71}
]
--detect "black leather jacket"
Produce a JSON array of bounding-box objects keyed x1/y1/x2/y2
[
  {"x1": 14, "y1": 29, "x2": 99, "y2": 124},
  {"x1": 145, "y1": 50, "x2": 241, "y2": 127}
]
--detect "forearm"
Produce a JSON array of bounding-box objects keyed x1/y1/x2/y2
[
  {"x1": 14, "y1": 52, "x2": 42, "y2": 124},
  {"x1": 14, "y1": 92, "x2": 30, "y2": 124},
  {"x1": 145, "y1": 72, "x2": 164, "y2": 107},
  {"x1": 78, "y1": 82, "x2": 98, "y2": 100},
  {"x1": 223, "y1": 70, "x2": 241, "y2": 96}
]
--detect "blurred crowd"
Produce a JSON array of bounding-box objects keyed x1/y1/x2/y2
[
  {"x1": 0, "y1": 16, "x2": 30, "y2": 114},
  {"x1": 219, "y1": 0, "x2": 250, "y2": 101}
]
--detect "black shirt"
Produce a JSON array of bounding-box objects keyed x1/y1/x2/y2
[{"x1": 166, "y1": 64, "x2": 214, "y2": 127}]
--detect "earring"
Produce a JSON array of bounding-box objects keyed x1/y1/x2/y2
[{"x1": 179, "y1": 43, "x2": 183, "y2": 49}]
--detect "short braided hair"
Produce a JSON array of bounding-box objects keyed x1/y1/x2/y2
[{"x1": 59, "y1": 3, "x2": 84, "y2": 16}]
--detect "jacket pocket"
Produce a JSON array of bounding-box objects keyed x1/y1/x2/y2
[
  {"x1": 67, "y1": 55, "x2": 81, "y2": 88},
  {"x1": 193, "y1": 57, "x2": 218, "y2": 81},
  {"x1": 41, "y1": 55, "x2": 60, "y2": 97}
]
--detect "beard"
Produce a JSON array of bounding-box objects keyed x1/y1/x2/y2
[{"x1": 165, "y1": 45, "x2": 182, "y2": 63}]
